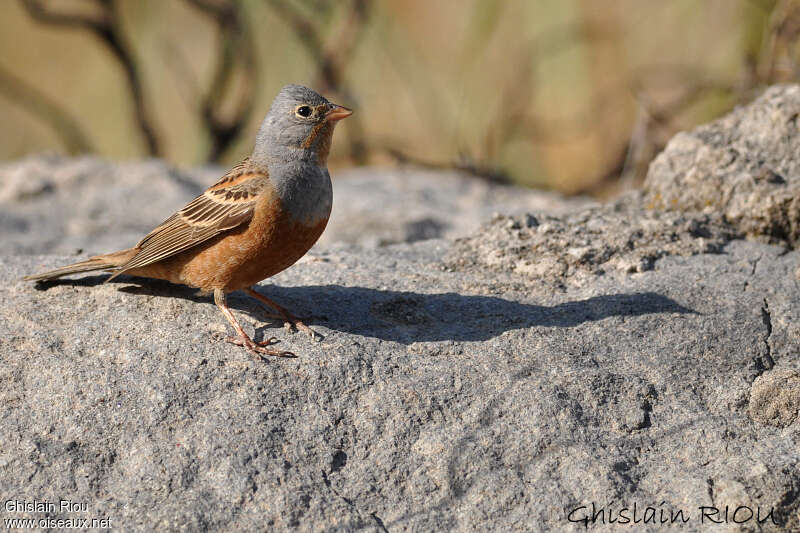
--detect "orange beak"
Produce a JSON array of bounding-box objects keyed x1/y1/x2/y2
[{"x1": 325, "y1": 104, "x2": 353, "y2": 122}]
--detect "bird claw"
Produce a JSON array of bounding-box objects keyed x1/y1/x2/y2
[
  {"x1": 226, "y1": 335, "x2": 296, "y2": 358},
  {"x1": 283, "y1": 318, "x2": 317, "y2": 339},
  {"x1": 257, "y1": 336, "x2": 279, "y2": 346},
  {"x1": 260, "y1": 311, "x2": 316, "y2": 338},
  {"x1": 244, "y1": 288, "x2": 320, "y2": 340}
]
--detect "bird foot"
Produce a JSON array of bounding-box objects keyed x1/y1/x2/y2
[
  {"x1": 283, "y1": 317, "x2": 317, "y2": 339},
  {"x1": 226, "y1": 335, "x2": 296, "y2": 358},
  {"x1": 259, "y1": 311, "x2": 318, "y2": 339},
  {"x1": 243, "y1": 288, "x2": 320, "y2": 340}
]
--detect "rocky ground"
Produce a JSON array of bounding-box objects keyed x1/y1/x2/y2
[
  {"x1": 1, "y1": 86, "x2": 799, "y2": 532},
  {"x1": 0, "y1": 156, "x2": 588, "y2": 255}
]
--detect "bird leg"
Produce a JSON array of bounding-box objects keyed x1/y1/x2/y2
[
  {"x1": 214, "y1": 289, "x2": 295, "y2": 358},
  {"x1": 243, "y1": 287, "x2": 317, "y2": 339}
]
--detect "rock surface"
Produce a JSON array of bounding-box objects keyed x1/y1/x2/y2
[
  {"x1": 2, "y1": 239, "x2": 799, "y2": 532},
  {"x1": 2, "y1": 86, "x2": 800, "y2": 531},
  {"x1": 644, "y1": 84, "x2": 800, "y2": 247},
  {"x1": 447, "y1": 193, "x2": 736, "y2": 287},
  {"x1": 0, "y1": 155, "x2": 588, "y2": 255}
]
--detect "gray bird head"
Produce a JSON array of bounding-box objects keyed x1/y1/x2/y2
[{"x1": 252, "y1": 84, "x2": 352, "y2": 166}]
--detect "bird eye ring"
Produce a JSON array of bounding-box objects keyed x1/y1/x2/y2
[{"x1": 295, "y1": 105, "x2": 312, "y2": 118}]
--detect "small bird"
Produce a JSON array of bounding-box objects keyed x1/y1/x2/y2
[{"x1": 24, "y1": 84, "x2": 352, "y2": 358}]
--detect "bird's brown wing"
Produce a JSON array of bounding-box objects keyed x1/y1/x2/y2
[{"x1": 112, "y1": 159, "x2": 270, "y2": 277}]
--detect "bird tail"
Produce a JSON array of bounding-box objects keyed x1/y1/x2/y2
[{"x1": 23, "y1": 248, "x2": 138, "y2": 282}]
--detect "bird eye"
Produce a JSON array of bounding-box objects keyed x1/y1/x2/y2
[{"x1": 296, "y1": 105, "x2": 312, "y2": 118}]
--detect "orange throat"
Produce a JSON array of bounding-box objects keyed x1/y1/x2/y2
[{"x1": 301, "y1": 121, "x2": 336, "y2": 166}]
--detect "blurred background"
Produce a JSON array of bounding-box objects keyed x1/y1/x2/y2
[{"x1": 0, "y1": 0, "x2": 798, "y2": 197}]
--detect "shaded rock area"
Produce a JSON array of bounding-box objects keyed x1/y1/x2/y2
[
  {"x1": 0, "y1": 155, "x2": 588, "y2": 255},
  {"x1": 2, "y1": 86, "x2": 800, "y2": 531}
]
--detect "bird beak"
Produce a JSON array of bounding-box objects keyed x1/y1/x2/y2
[{"x1": 325, "y1": 104, "x2": 353, "y2": 122}]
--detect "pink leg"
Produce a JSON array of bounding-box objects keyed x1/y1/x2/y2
[
  {"x1": 244, "y1": 287, "x2": 317, "y2": 339},
  {"x1": 214, "y1": 289, "x2": 295, "y2": 358}
]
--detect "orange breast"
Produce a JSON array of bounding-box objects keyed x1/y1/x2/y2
[{"x1": 136, "y1": 193, "x2": 328, "y2": 292}]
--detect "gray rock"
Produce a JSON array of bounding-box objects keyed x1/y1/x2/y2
[
  {"x1": 0, "y1": 154, "x2": 204, "y2": 255},
  {"x1": 0, "y1": 155, "x2": 588, "y2": 255},
  {"x1": 446, "y1": 192, "x2": 736, "y2": 288},
  {"x1": 321, "y1": 167, "x2": 589, "y2": 247},
  {"x1": 1, "y1": 237, "x2": 798, "y2": 531},
  {"x1": 644, "y1": 84, "x2": 800, "y2": 247}
]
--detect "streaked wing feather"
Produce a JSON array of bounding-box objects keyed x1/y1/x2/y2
[{"x1": 117, "y1": 160, "x2": 269, "y2": 273}]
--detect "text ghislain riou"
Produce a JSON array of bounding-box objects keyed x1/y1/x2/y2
[
  {"x1": 5, "y1": 499, "x2": 88, "y2": 514},
  {"x1": 568, "y1": 501, "x2": 778, "y2": 527}
]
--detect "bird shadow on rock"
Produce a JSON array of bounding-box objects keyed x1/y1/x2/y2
[
  {"x1": 33, "y1": 276, "x2": 696, "y2": 344},
  {"x1": 256, "y1": 285, "x2": 696, "y2": 343},
  {"x1": 32, "y1": 274, "x2": 210, "y2": 303}
]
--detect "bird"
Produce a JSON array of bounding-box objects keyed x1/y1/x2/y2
[{"x1": 24, "y1": 84, "x2": 352, "y2": 358}]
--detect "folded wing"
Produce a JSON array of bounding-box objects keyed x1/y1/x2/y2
[{"x1": 112, "y1": 159, "x2": 269, "y2": 277}]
